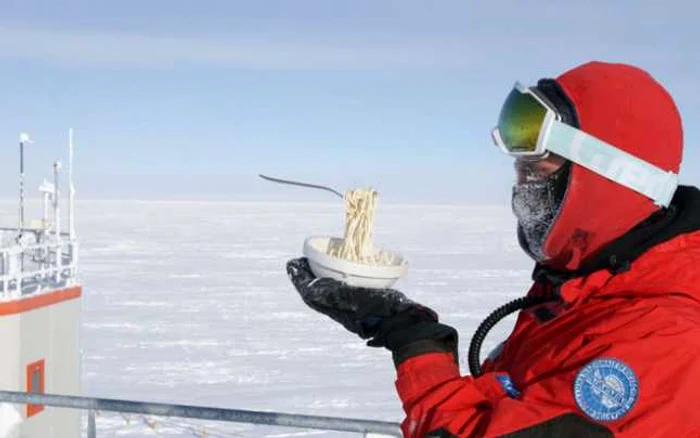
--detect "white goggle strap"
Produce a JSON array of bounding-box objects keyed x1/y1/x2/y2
[{"x1": 545, "y1": 120, "x2": 678, "y2": 207}]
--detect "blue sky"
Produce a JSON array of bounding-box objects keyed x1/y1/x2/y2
[{"x1": 0, "y1": 1, "x2": 698, "y2": 203}]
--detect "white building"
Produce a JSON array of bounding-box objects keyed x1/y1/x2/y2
[{"x1": 0, "y1": 132, "x2": 81, "y2": 438}]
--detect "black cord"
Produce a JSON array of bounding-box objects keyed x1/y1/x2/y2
[{"x1": 468, "y1": 294, "x2": 557, "y2": 377}]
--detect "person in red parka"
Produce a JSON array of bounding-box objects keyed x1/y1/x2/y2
[{"x1": 287, "y1": 61, "x2": 700, "y2": 437}]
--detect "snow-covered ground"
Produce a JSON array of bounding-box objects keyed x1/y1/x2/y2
[{"x1": 14, "y1": 200, "x2": 537, "y2": 437}]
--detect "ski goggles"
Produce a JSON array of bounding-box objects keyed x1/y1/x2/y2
[{"x1": 491, "y1": 82, "x2": 679, "y2": 207}]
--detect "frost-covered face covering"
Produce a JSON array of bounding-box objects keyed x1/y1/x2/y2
[
  {"x1": 512, "y1": 162, "x2": 570, "y2": 262},
  {"x1": 508, "y1": 78, "x2": 575, "y2": 263}
]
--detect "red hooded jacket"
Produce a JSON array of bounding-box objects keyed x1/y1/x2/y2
[{"x1": 393, "y1": 63, "x2": 699, "y2": 437}]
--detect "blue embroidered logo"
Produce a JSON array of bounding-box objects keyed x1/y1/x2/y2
[
  {"x1": 496, "y1": 374, "x2": 521, "y2": 398},
  {"x1": 574, "y1": 358, "x2": 639, "y2": 422}
]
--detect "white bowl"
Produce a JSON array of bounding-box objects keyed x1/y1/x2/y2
[{"x1": 303, "y1": 235, "x2": 408, "y2": 289}]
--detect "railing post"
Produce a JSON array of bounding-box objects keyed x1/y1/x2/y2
[{"x1": 88, "y1": 409, "x2": 96, "y2": 438}]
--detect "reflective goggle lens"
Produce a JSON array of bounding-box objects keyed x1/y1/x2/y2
[{"x1": 496, "y1": 88, "x2": 548, "y2": 154}]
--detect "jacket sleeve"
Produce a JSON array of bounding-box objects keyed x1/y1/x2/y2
[
  {"x1": 395, "y1": 317, "x2": 700, "y2": 438},
  {"x1": 396, "y1": 302, "x2": 700, "y2": 438},
  {"x1": 395, "y1": 352, "x2": 612, "y2": 437}
]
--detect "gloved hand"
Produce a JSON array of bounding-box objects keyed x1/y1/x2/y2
[{"x1": 287, "y1": 258, "x2": 458, "y2": 365}]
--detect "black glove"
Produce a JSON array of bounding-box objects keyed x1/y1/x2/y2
[{"x1": 287, "y1": 258, "x2": 458, "y2": 365}]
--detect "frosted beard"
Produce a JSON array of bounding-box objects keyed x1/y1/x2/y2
[{"x1": 512, "y1": 165, "x2": 569, "y2": 262}]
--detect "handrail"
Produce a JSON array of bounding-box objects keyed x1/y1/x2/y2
[
  {"x1": 0, "y1": 391, "x2": 403, "y2": 437},
  {"x1": 0, "y1": 265, "x2": 75, "y2": 281},
  {"x1": 0, "y1": 241, "x2": 75, "y2": 254}
]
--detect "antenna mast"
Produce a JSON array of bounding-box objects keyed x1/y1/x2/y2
[
  {"x1": 18, "y1": 133, "x2": 32, "y2": 236},
  {"x1": 69, "y1": 129, "x2": 76, "y2": 240}
]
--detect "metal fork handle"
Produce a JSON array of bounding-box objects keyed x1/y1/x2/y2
[{"x1": 258, "y1": 174, "x2": 344, "y2": 199}]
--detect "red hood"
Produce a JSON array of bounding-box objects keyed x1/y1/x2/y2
[{"x1": 542, "y1": 61, "x2": 683, "y2": 270}]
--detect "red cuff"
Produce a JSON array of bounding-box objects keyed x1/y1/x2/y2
[
  {"x1": 396, "y1": 352, "x2": 513, "y2": 407},
  {"x1": 395, "y1": 352, "x2": 462, "y2": 404}
]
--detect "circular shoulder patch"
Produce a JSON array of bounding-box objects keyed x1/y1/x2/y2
[{"x1": 574, "y1": 358, "x2": 639, "y2": 422}]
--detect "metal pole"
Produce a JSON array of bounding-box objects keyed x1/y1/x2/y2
[
  {"x1": 19, "y1": 139, "x2": 24, "y2": 234},
  {"x1": 54, "y1": 162, "x2": 62, "y2": 282},
  {"x1": 18, "y1": 134, "x2": 28, "y2": 277},
  {"x1": 54, "y1": 162, "x2": 61, "y2": 240},
  {"x1": 42, "y1": 189, "x2": 48, "y2": 277},
  {"x1": 69, "y1": 129, "x2": 75, "y2": 241},
  {"x1": 18, "y1": 133, "x2": 31, "y2": 235},
  {"x1": 42, "y1": 188, "x2": 49, "y2": 230},
  {"x1": 0, "y1": 391, "x2": 402, "y2": 436},
  {"x1": 88, "y1": 409, "x2": 97, "y2": 438}
]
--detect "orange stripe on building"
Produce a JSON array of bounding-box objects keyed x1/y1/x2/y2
[{"x1": 0, "y1": 286, "x2": 82, "y2": 316}]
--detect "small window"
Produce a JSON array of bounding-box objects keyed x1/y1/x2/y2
[{"x1": 26, "y1": 360, "x2": 45, "y2": 417}]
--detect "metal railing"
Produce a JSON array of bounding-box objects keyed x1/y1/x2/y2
[
  {"x1": 0, "y1": 391, "x2": 403, "y2": 437},
  {"x1": 0, "y1": 228, "x2": 77, "y2": 299}
]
